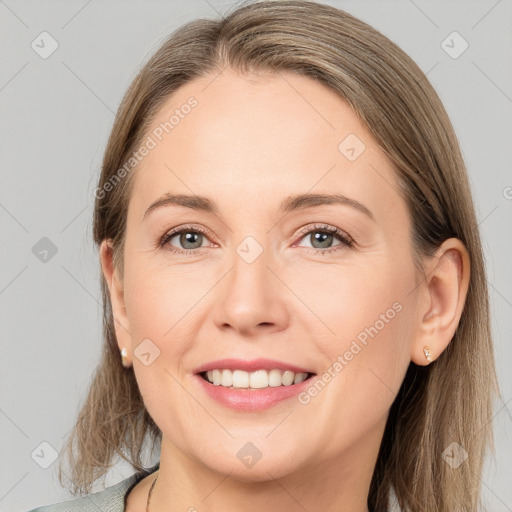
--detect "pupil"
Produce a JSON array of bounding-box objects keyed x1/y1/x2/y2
[
  {"x1": 312, "y1": 231, "x2": 332, "y2": 249},
  {"x1": 181, "y1": 232, "x2": 201, "y2": 249}
]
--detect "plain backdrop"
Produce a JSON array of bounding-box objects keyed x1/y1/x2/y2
[{"x1": 1, "y1": 1, "x2": 511, "y2": 511}]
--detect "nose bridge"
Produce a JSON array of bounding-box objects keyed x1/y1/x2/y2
[
  {"x1": 213, "y1": 232, "x2": 289, "y2": 335},
  {"x1": 229, "y1": 233, "x2": 274, "y2": 304}
]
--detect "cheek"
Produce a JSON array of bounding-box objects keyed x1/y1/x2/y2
[
  {"x1": 123, "y1": 262, "x2": 205, "y2": 439},
  {"x1": 346, "y1": 267, "x2": 415, "y2": 386},
  {"x1": 287, "y1": 252, "x2": 410, "y2": 331},
  {"x1": 288, "y1": 252, "x2": 415, "y2": 384},
  {"x1": 123, "y1": 255, "x2": 211, "y2": 346},
  {"x1": 296, "y1": 268, "x2": 415, "y2": 455}
]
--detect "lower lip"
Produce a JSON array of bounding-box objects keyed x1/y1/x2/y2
[{"x1": 193, "y1": 373, "x2": 315, "y2": 411}]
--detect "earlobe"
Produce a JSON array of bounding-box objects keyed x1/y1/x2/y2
[
  {"x1": 99, "y1": 240, "x2": 132, "y2": 367},
  {"x1": 411, "y1": 238, "x2": 470, "y2": 366}
]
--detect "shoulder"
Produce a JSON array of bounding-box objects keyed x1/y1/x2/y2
[{"x1": 25, "y1": 462, "x2": 160, "y2": 512}]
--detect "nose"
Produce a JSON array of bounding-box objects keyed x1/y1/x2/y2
[{"x1": 213, "y1": 243, "x2": 290, "y2": 338}]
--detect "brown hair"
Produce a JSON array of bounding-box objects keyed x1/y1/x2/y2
[{"x1": 58, "y1": 1, "x2": 500, "y2": 510}]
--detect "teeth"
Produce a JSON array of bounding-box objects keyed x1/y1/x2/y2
[
  {"x1": 203, "y1": 369, "x2": 309, "y2": 389},
  {"x1": 268, "y1": 369, "x2": 282, "y2": 387},
  {"x1": 282, "y1": 370, "x2": 294, "y2": 386},
  {"x1": 250, "y1": 370, "x2": 268, "y2": 389},
  {"x1": 232, "y1": 370, "x2": 249, "y2": 388},
  {"x1": 221, "y1": 369, "x2": 233, "y2": 387}
]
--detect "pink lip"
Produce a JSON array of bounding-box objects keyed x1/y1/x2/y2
[
  {"x1": 193, "y1": 372, "x2": 315, "y2": 411},
  {"x1": 192, "y1": 358, "x2": 314, "y2": 374}
]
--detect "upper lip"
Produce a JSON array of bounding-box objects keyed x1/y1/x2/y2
[{"x1": 193, "y1": 358, "x2": 315, "y2": 374}]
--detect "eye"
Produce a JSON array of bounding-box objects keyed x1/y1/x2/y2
[
  {"x1": 158, "y1": 224, "x2": 214, "y2": 255},
  {"x1": 294, "y1": 223, "x2": 354, "y2": 255},
  {"x1": 157, "y1": 223, "x2": 354, "y2": 256}
]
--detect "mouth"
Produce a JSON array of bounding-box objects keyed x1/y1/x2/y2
[
  {"x1": 192, "y1": 359, "x2": 317, "y2": 411},
  {"x1": 198, "y1": 369, "x2": 316, "y2": 389}
]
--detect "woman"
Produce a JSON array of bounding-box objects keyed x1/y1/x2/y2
[{"x1": 27, "y1": 0, "x2": 500, "y2": 511}]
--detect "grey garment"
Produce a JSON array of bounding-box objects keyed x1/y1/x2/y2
[{"x1": 25, "y1": 462, "x2": 160, "y2": 512}]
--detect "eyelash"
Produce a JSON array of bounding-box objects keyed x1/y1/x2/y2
[{"x1": 157, "y1": 223, "x2": 354, "y2": 256}]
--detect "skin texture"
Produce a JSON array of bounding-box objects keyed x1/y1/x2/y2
[{"x1": 100, "y1": 69, "x2": 470, "y2": 512}]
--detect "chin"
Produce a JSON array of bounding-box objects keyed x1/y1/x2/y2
[{"x1": 194, "y1": 443, "x2": 307, "y2": 483}]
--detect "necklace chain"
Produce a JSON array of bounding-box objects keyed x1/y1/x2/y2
[{"x1": 145, "y1": 473, "x2": 158, "y2": 512}]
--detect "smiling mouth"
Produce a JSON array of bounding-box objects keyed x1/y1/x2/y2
[{"x1": 199, "y1": 369, "x2": 316, "y2": 389}]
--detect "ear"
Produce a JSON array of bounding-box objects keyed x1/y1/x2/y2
[
  {"x1": 411, "y1": 238, "x2": 470, "y2": 366},
  {"x1": 99, "y1": 239, "x2": 132, "y2": 367}
]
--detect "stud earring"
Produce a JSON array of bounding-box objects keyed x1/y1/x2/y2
[
  {"x1": 423, "y1": 346, "x2": 433, "y2": 363},
  {"x1": 120, "y1": 347, "x2": 130, "y2": 368}
]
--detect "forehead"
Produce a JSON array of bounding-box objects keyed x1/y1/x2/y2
[{"x1": 128, "y1": 69, "x2": 404, "y2": 223}]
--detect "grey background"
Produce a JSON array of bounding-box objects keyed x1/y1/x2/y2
[{"x1": 1, "y1": 0, "x2": 511, "y2": 511}]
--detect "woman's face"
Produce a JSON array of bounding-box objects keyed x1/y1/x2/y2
[{"x1": 107, "y1": 69, "x2": 424, "y2": 481}]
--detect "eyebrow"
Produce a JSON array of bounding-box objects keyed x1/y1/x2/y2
[{"x1": 143, "y1": 192, "x2": 375, "y2": 221}]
